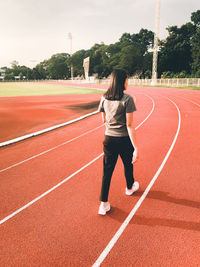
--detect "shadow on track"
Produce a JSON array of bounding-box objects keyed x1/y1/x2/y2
[
  {"x1": 132, "y1": 215, "x2": 200, "y2": 232},
  {"x1": 106, "y1": 190, "x2": 200, "y2": 232},
  {"x1": 146, "y1": 190, "x2": 200, "y2": 209}
]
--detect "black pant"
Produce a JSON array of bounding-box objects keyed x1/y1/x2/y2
[{"x1": 100, "y1": 135, "x2": 135, "y2": 202}]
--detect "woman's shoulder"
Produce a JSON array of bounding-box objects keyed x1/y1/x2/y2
[
  {"x1": 100, "y1": 95, "x2": 105, "y2": 101},
  {"x1": 122, "y1": 94, "x2": 133, "y2": 101}
]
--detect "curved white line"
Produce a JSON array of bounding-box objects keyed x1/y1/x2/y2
[
  {"x1": 0, "y1": 153, "x2": 104, "y2": 225},
  {"x1": 178, "y1": 96, "x2": 200, "y2": 108},
  {"x1": 92, "y1": 96, "x2": 181, "y2": 267},
  {"x1": 0, "y1": 94, "x2": 154, "y2": 173},
  {"x1": 135, "y1": 94, "x2": 155, "y2": 130},
  {"x1": 0, "y1": 94, "x2": 155, "y2": 225},
  {"x1": 0, "y1": 110, "x2": 99, "y2": 148},
  {"x1": 0, "y1": 84, "x2": 107, "y2": 148},
  {"x1": 0, "y1": 125, "x2": 104, "y2": 173}
]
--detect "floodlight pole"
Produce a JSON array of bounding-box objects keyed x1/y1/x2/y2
[
  {"x1": 68, "y1": 32, "x2": 74, "y2": 80},
  {"x1": 151, "y1": 0, "x2": 160, "y2": 86}
]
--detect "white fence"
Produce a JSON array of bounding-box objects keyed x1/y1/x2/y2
[
  {"x1": 128, "y1": 78, "x2": 200, "y2": 87},
  {"x1": 1, "y1": 78, "x2": 200, "y2": 87},
  {"x1": 62, "y1": 78, "x2": 200, "y2": 87}
]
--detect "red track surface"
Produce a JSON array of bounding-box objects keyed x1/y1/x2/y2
[
  {"x1": 0, "y1": 94, "x2": 101, "y2": 142},
  {"x1": 0, "y1": 85, "x2": 200, "y2": 266}
]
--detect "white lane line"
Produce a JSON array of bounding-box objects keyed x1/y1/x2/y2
[
  {"x1": 0, "y1": 153, "x2": 104, "y2": 225},
  {"x1": 0, "y1": 110, "x2": 99, "y2": 148},
  {"x1": 178, "y1": 96, "x2": 200, "y2": 108},
  {"x1": 92, "y1": 96, "x2": 181, "y2": 267},
  {"x1": 0, "y1": 94, "x2": 155, "y2": 225},
  {"x1": 0, "y1": 86, "x2": 139, "y2": 148},
  {"x1": 0, "y1": 94, "x2": 152, "y2": 173},
  {"x1": 135, "y1": 94, "x2": 155, "y2": 130},
  {"x1": 0, "y1": 125, "x2": 104, "y2": 173}
]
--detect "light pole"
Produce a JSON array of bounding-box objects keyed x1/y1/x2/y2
[
  {"x1": 68, "y1": 32, "x2": 73, "y2": 80},
  {"x1": 151, "y1": 0, "x2": 160, "y2": 86}
]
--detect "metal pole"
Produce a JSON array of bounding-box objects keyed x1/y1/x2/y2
[
  {"x1": 68, "y1": 32, "x2": 73, "y2": 80},
  {"x1": 151, "y1": 0, "x2": 160, "y2": 86}
]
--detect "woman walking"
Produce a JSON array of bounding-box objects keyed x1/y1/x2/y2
[{"x1": 98, "y1": 69, "x2": 139, "y2": 215}]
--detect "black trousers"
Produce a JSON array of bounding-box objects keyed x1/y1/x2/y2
[{"x1": 100, "y1": 135, "x2": 135, "y2": 202}]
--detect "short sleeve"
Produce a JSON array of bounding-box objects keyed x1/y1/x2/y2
[
  {"x1": 125, "y1": 95, "x2": 136, "y2": 113},
  {"x1": 98, "y1": 96, "x2": 105, "y2": 112}
]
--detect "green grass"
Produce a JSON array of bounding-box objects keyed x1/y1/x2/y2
[{"x1": 0, "y1": 82, "x2": 103, "y2": 97}]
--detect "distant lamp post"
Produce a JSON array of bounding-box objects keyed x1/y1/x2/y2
[
  {"x1": 151, "y1": 0, "x2": 160, "y2": 86},
  {"x1": 68, "y1": 32, "x2": 73, "y2": 80}
]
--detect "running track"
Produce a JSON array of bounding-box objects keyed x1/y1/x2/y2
[{"x1": 0, "y1": 85, "x2": 200, "y2": 266}]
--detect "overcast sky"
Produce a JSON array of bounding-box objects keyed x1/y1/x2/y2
[{"x1": 0, "y1": 0, "x2": 199, "y2": 68}]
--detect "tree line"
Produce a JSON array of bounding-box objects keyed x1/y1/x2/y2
[{"x1": 1, "y1": 9, "x2": 200, "y2": 81}]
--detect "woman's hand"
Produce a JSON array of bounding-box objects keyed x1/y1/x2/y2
[
  {"x1": 132, "y1": 147, "x2": 138, "y2": 163},
  {"x1": 126, "y1": 112, "x2": 138, "y2": 163}
]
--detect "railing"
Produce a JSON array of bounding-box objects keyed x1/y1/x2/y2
[
  {"x1": 63, "y1": 78, "x2": 200, "y2": 87},
  {"x1": 128, "y1": 78, "x2": 200, "y2": 87},
  {"x1": 0, "y1": 78, "x2": 200, "y2": 87}
]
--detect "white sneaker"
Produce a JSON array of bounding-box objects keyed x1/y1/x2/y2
[
  {"x1": 125, "y1": 181, "x2": 139, "y2": 195},
  {"x1": 98, "y1": 202, "x2": 111, "y2": 215}
]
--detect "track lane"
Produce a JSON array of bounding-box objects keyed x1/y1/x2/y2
[
  {"x1": 1, "y1": 86, "x2": 199, "y2": 266},
  {"x1": 0, "y1": 124, "x2": 104, "y2": 173},
  {"x1": 98, "y1": 89, "x2": 200, "y2": 267},
  {"x1": 0, "y1": 93, "x2": 178, "y2": 266},
  {"x1": 0, "y1": 125, "x2": 104, "y2": 219},
  {"x1": 0, "y1": 93, "x2": 154, "y2": 221},
  {"x1": 0, "y1": 114, "x2": 103, "y2": 169},
  {"x1": 0, "y1": 93, "x2": 103, "y2": 143},
  {"x1": 0, "y1": 91, "x2": 149, "y2": 170},
  {"x1": 93, "y1": 95, "x2": 181, "y2": 267}
]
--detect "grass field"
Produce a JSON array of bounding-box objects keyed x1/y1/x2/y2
[
  {"x1": 1, "y1": 82, "x2": 199, "y2": 98},
  {"x1": 0, "y1": 82, "x2": 103, "y2": 97}
]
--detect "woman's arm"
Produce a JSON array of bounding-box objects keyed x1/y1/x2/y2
[
  {"x1": 101, "y1": 112, "x2": 106, "y2": 123},
  {"x1": 126, "y1": 112, "x2": 138, "y2": 162}
]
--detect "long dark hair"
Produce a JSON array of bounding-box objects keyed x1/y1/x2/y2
[{"x1": 104, "y1": 69, "x2": 128, "y2": 100}]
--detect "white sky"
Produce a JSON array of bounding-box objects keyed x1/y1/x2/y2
[{"x1": 0, "y1": 0, "x2": 199, "y2": 68}]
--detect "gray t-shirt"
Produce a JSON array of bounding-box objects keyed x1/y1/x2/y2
[{"x1": 98, "y1": 94, "x2": 136, "y2": 137}]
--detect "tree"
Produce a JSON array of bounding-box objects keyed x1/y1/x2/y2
[
  {"x1": 191, "y1": 10, "x2": 200, "y2": 76},
  {"x1": 191, "y1": 10, "x2": 200, "y2": 26},
  {"x1": 10, "y1": 60, "x2": 19, "y2": 68},
  {"x1": 106, "y1": 42, "x2": 121, "y2": 72},
  {"x1": 69, "y1": 50, "x2": 87, "y2": 77},
  {"x1": 141, "y1": 52, "x2": 152, "y2": 78},
  {"x1": 131, "y1": 29, "x2": 154, "y2": 55},
  {"x1": 118, "y1": 29, "x2": 154, "y2": 76},
  {"x1": 46, "y1": 53, "x2": 70, "y2": 79},
  {"x1": 33, "y1": 61, "x2": 48, "y2": 80},
  {"x1": 4, "y1": 73, "x2": 15, "y2": 81},
  {"x1": 118, "y1": 45, "x2": 143, "y2": 76},
  {"x1": 88, "y1": 43, "x2": 110, "y2": 78},
  {"x1": 158, "y1": 22, "x2": 196, "y2": 76},
  {"x1": 1, "y1": 10, "x2": 200, "y2": 80}
]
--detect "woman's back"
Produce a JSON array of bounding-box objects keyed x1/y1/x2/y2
[
  {"x1": 99, "y1": 93, "x2": 136, "y2": 137},
  {"x1": 98, "y1": 69, "x2": 139, "y2": 215}
]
